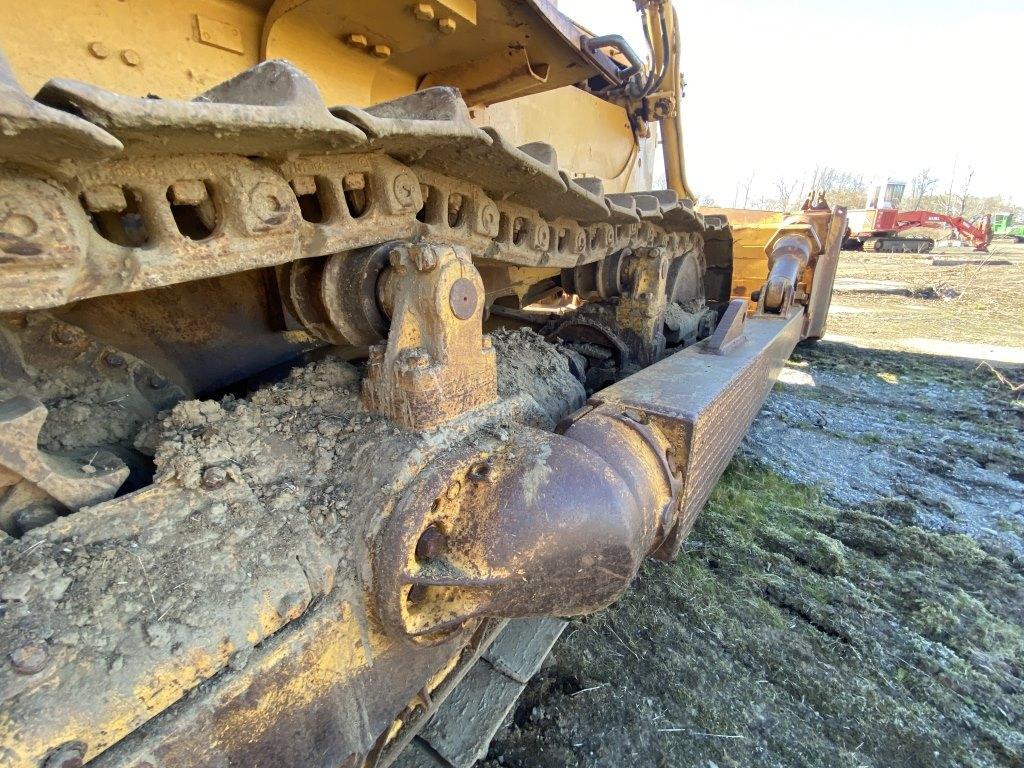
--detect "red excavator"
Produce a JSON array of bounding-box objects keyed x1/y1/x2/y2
[{"x1": 845, "y1": 179, "x2": 992, "y2": 252}]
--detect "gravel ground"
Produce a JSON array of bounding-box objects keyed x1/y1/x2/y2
[{"x1": 749, "y1": 342, "x2": 1024, "y2": 555}]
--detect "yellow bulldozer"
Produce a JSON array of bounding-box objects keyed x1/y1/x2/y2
[{"x1": 0, "y1": 2, "x2": 846, "y2": 766}]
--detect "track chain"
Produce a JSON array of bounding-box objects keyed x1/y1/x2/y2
[{"x1": 0, "y1": 59, "x2": 721, "y2": 317}]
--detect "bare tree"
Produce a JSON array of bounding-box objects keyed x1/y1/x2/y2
[
  {"x1": 772, "y1": 176, "x2": 800, "y2": 212},
  {"x1": 733, "y1": 172, "x2": 755, "y2": 208},
  {"x1": 750, "y1": 176, "x2": 801, "y2": 212},
  {"x1": 907, "y1": 168, "x2": 938, "y2": 210},
  {"x1": 945, "y1": 156, "x2": 958, "y2": 215},
  {"x1": 811, "y1": 166, "x2": 866, "y2": 208},
  {"x1": 955, "y1": 167, "x2": 975, "y2": 217}
]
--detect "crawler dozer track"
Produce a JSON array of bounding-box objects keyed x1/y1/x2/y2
[{"x1": 0, "y1": 5, "x2": 846, "y2": 766}]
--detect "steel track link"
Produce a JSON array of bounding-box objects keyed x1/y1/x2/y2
[{"x1": 0, "y1": 59, "x2": 716, "y2": 317}]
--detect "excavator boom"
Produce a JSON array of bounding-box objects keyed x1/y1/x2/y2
[{"x1": 892, "y1": 210, "x2": 992, "y2": 252}]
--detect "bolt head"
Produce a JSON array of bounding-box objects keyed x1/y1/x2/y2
[
  {"x1": 120, "y1": 49, "x2": 141, "y2": 67},
  {"x1": 88, "y1": 41, "x2": 109, "y2": 59},
  {"x1": 168, "y1": 179, "x2": 207, "y2": 206},
  {"x1": 201, "y1": 466, "x2": 228, "y2": 490},
  {"x1": 44, "y1": 743, "x2": 85, "y2": 768},
  {"x1": 102, "y1": 351, "x2": 126, "y2": 369},
  {"x1": 10, "y1": 643, "x2": 48, "y2": 675},
  {"x1": 388, "y1": 246, "x2": 407, "y2": 269},
  {"x1": 415, "y1": 524, "x2": 447, "y2": 561},
  {"x1": 345, "y1": 33, "x2": 368, "y2": 48},
  {"x1": 342, "y1": 173, "x2": 366, "y2": 192},
  {"x1": 290, "y1": 175, "x2": 317, "y2": 197},
  {"x1": 410, "y1": 245, "x2": 438, "y2": 272},
  {"x1": 371, "y1": 44, "x2": 392, "y2": 59},
  {"x1": 148, "y1": 374, "x2": 168, "y2": 389},
  {"x1": 438, "y1": 17, "x2": 457, "y2": 34},
  {"x1": 413, "y1": 3, "x2": 435, "y2": 21},
  {"x1": 0, "y1": 211, "x2": 37, "y2": 239},
  {"x1": 81, "y1": 184, "x2": 127, "y2": 214},
  {"x1": 449, "y1": 277, "x2": 479, "y2": 320}
]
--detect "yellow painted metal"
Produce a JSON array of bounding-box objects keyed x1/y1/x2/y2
[
  {"x1": 728, "y1": 210, "x2": 843, "y2": 321},
  {"x1": 261, "y1": 0, "x2": 595, "y2": 106},
  {"x1": 0, "y1": 0, "x2": 268, "y2": 98},
  {"x1": 436, "y1": 0, "x2": 478, "y2": 25},
  {"x1": 0, "y1": 0, "x2": 641, "y2": 188},
  {"x1": 0, "y1": 0, "x2": 601, "y2": 105},
  {"x1": 0, "y1": 1, "x2": 664, "y2": 763},
  {"x1": 261, "y1": 2, "x2": 418, "y2": 106},
  {"x1": 477, "y1": 88, "x2": 642, "y2": 192},
  {"x1": 420, "y1": 48, "x2": 550, "y2": 107},
  {"x1": 651, "y1": 3, "x2": 696, "y2": 202},
  {"x1": 730, "y1": 224, "x2": 781, "y2": 311},
  {"x1": 701, "y1": 207, "x2": 787, "y2": 227}
]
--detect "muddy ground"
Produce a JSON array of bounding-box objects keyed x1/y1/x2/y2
[{"x1": 484, "y1": 246, "x2": 1024, "y2": 768}]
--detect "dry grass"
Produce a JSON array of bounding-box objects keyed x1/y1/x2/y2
[{"x1": 826, "y1": 242, "x2": 1024, "y2": 353}]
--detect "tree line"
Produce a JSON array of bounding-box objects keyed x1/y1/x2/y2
[{"x1": 722, "y1": 166, "x2": 1020, "y2": 222}]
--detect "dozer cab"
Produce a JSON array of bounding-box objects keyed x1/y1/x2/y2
[{"x1": 0, "y1": 2, "x2": 846, "y2": 766}]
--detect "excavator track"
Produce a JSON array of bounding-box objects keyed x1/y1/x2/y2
[
  {"x1": 0, "y1": 55, "x2": 730, "y2": 768},
  {"x1": 863, "y1": 236, "x2": 934, "y2": 254}
]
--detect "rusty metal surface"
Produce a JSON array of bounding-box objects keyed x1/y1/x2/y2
[
  {"x1": 0, "y1": 51, "x2": 121, "y2": 165},
  {"x1": 804, "y1": 206, "x2": 848, "y2": 340},
  {"x1": 363, "y1": 244, "x2": 497, "y2": 430},
  {"x1": 614, "y1": 247, "x2": 670, "y2": 365},
  {"x1": 593, "y1": 308, "x2": 805, "y2": 558},
  {"x1": 36, "y1": 61, "x2": 366, "y2": 156},
  {"x1": 0, "y1": 13, "x2": 847, "y2": 766},
  {"x1": 757, "y1": 217, "x2": 819, "y2": 315},
  {"x1": 373, "y1": 427, "x2": 651, "y2": 643}
]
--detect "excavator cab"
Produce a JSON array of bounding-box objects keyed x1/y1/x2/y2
[{"x1": 865, "y1": 179, "x2": 906, "y2": 210}]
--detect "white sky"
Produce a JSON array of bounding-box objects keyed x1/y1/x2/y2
[{"x1": 559, "y1": 0, "x2": 1024, "y2": 207}]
